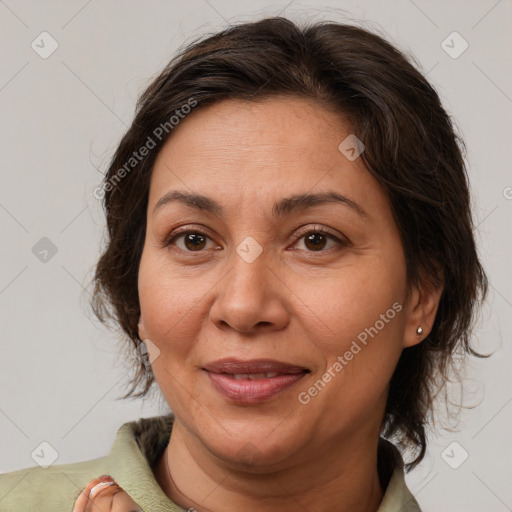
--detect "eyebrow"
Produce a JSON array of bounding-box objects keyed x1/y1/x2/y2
[{"x1": 153, "y1": 190, "x2": 367, "y2": 218}]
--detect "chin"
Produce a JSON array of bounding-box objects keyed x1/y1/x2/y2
[{"x1": 195, "y1": 413, "x2": 308, "y2": 471}]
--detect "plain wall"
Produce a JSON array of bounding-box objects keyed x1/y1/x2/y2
[{"x1": 1, "y1": 1, "x2": 511, "y2": 511}]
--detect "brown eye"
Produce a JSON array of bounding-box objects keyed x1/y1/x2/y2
[
  {"x1": 167, "y1": 230, "x2": 218, "y2": 252},
  {"x1": 304, "y1": 232, "x2": 328, "y2": 251},
  {"x1": 183, "y1": 232, "x2": 207, "y2": 251},
  {"x1": 293, "y1": 228, "x2": 343, "y2": 252}
]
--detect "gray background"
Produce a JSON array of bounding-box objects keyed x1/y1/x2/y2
[{"x1": 1, "y1": 1, "x2": 511, "y2": 511}]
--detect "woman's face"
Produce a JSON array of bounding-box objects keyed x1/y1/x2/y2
[{"x1": 138, "y1": 97, "x2": 421, "y2": 469}]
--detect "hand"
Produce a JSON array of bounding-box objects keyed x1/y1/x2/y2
[{"x1": 73, "y1": 475, "x2": 143, "y2": 512}]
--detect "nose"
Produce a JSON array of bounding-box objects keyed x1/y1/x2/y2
[{"x1": 209, "y1": 247, "x2": 290, "y2": 334}]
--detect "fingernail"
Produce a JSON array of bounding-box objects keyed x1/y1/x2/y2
[{"x1": 89, "y1": 481, "x2": 114, "y2": 497}]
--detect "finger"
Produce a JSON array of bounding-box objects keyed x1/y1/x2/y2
[
  {"x1": 83, "y1": 481, "x2": 123, "y2": 512},
  {"x1": 86, "y1": 480, "x2": 142, "y2": 512},
  {"x1": 73, "y1": 476, "x2": 115, "y2": 512},
  {"x1": 111, "y1": 488, "x2": 143, "y2": 512}
]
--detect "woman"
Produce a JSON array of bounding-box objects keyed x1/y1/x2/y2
[{"x1": 0, "y1": 16, "x2": 487, "y2": 512}]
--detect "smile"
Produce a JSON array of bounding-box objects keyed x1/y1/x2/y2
[{"x1": 203, "y1": 358, "x2": 310, "y2": 405}]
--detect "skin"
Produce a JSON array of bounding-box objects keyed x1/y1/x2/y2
[
  {"x1": 137, "y1": 97, "x2": 442, "y2": 512},
  {"x1": 72, "y1": 475, "x2": 141, "y2": 512}
]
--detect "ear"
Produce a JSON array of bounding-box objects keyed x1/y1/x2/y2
[
  {"x1": 402, "y1": 274, "x2": 443, "y2": 348},
  {"x1": 138, "y1": 315, "x2": 147, "y2": 341}
]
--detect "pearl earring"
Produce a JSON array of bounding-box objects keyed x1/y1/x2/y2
[{"x1": 416, "y1": 326, "x2": 423, "y2": 336}]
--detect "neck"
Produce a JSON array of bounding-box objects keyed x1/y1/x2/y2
[{"x1": 154, "y1": 420, "x2": 384, "y2": 512}]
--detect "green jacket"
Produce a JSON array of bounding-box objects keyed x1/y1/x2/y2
[{"x1": 0, "y1": 415, "x2": 421, "y2": 511}]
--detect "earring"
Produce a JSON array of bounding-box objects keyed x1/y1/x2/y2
[{"x1": 416, "y1": 326, "x2": 423, "y2": 336}]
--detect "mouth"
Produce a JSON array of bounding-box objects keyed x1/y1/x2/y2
[{"x1": 202, "y1": 358, "x2": 310, "y2": 405}]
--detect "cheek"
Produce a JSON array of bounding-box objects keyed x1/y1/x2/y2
[
  {"x1": 298, "y1": 286, "x2": 403, "y2": 414},
  {"x1": 138, "y1": 253, "x2": 206, "y2": 356},
  {"x1": 304, "y1": 259, "x2": 406, "y2": 408},
  {"x1": 304, "y1": 261, "x2": 405, "y2": 353},
  {"x1": 138, "y1": 256, "x2": 207, "y2": 409}
]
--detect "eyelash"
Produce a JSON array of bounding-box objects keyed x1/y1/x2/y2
[{"x1": 164, "y1": 225, "x2": 348, "y2": 254}]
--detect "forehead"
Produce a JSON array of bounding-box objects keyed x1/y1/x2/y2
[
  {"x1": 154, "y1": 96, "x2": 347, "y2": 161},
  {"x1": 148, "y1": 97, "x2": 386, "y2": 218}
]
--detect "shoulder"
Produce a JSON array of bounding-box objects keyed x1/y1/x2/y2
[
  {"x1": 377, "y1": 438, "x2": 422, "y2": 512},
  {"x1": 0, "y1": 455, "x2": 109, "y2": 511},
  {"x1": 0, "y1": 414, "x2": 173, "y2": 512}
]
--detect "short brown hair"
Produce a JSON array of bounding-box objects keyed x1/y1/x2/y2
[{"x1": 92, "y1": 17, "x2": 487, "y2": 469}]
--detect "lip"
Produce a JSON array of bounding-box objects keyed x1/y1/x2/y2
[{"x1": 203, "y1": 358, "x2": 309, "y2": 405}]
